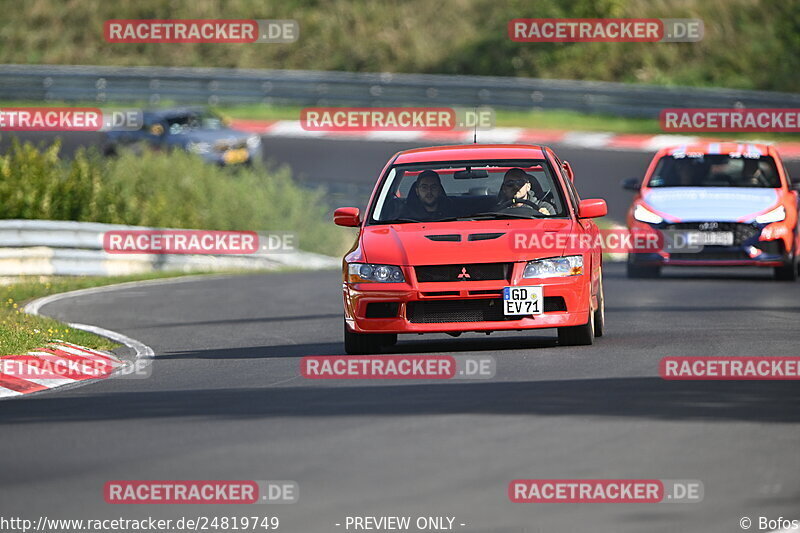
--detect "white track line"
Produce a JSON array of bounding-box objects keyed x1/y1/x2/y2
[
  {"x1": 47, "y1": 343, "x2": 123, "y2": 365},
  {"x1": 3, "y1": 276, "x2": 211, "y2": 399},
  {"x1": 24, "y1": 274, "x2": 234, "y2": 316},
  {"x1": 0, "y1": 386, "x2": 23, "y2": 398}
]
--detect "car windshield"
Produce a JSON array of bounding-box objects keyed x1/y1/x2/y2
[
  {"x1": 165, "y1": 111, "x2": 226, "y2": 134},
  {"x1": 369, "y1": 159, "x2": 568, "y2": 224},
  {"x1": 648, "y1": 153, "x2": 781, "y2": 188}
]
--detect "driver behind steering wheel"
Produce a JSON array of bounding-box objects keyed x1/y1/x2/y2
[{"x1": 495, "y1": 168, "x2": 556, "y2": 215}]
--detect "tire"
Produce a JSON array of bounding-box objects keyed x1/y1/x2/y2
[
  {"x1": 343, "y1": 322, "x2": 392, "y2": 355},
  {"x1": 627, "y1": 262, "x2": 661, "y2": 279},
  {"x1": 558, "y1": 304, "x2": 595, "y2": 346},
  {"x1": 593, "y1": 272, "x2": 605, "y2": 338},
  {"x1": 774, "y1": 256, "x2": 798, "y2": 281}
]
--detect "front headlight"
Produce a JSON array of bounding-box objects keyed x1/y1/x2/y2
[
  {"x1": 347, "y1": 263, "x2": 405, "y2": 283},
  {"x1": 187, "y1": 141, "x2": 211, "y2": 154},
  {"x1": 523, "y1": 256, "x2": 583, "y2": 278},
  {"x1": 246, "y1": 135, "x2": 261, "y2": 149},
  {"x1": 633, "y1": 204, "x2": 664, "y2": 224},
  {"x1": 755, "y1": 205, "x2": 786, "y2": 224}
]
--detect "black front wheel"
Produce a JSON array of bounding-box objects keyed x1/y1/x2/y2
[
  {"x1": 558, "y1": 307, "x2": 595, "y2": 346},
  {"x1": 593, "y1": 272, "x2": 605, "y2": 338},
  {"x1": 774, "y1": 255, "x2": 798, "y2": 281},
  {"x1": 343, "y1": 322, "x2": 395, "y2": 354}
]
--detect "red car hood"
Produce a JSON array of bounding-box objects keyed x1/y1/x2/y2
[{"x1": 361, "y1": 219, "x2": 575, "y2": 266}]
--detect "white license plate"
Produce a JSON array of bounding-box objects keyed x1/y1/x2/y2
[
  {"x1": 503, "y1": 286, "x2": 543, "y2": 316},
  {"x1": 686, "y1": 231, "x2": 734, "y2": 246}
]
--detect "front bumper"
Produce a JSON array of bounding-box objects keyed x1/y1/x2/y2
[
  {"x1": 629, "y1": 221, "x2": 793, "y2": 268},
  {"x1": 343, "y1": 264, "x2": 591, "y2": 334}
]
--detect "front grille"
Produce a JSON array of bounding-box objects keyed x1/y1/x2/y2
[
  {"x1": 670, "y1": 248, "x2": 748, "y2": 261},
  {"x1": 408, "y1": 299, "x2": 505, "y2": 323},
  {"x1": 415, "y1": 263, "x2": 510, "y2": 282},
  {"x1": 670, "y1": 239, "x2": 784, "y2": 261},
  {"x1": 407, "y1": 297, "x2": 566, "y2": 323},
  {"x1": 663, "y1": 222, "x2": 760, "y2": 245},
  {"x1": 421, "y1": 291, "x2": 460, "y2": 297}
]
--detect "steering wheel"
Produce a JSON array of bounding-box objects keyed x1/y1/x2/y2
[{"x1": 497, "y1": 198, "x2": 541, "y2": 210}]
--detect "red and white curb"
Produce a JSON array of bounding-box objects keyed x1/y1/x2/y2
[
  {"x1": 0, "y1": 280, "x2": 166, "y2": 399},
  {"x1": 0, "y1": 341, "x2": 124, "y2": 398},
  {"x1": 231, "y1": 119, "x2": 800, "y2": 160}
]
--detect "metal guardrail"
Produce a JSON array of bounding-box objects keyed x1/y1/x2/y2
[
  {"x1": 1, "y1": 64, "x2": 798, "y2": 118},
  {"x1": 0, "y1": 220, "x2": 338, "y2": 276}
]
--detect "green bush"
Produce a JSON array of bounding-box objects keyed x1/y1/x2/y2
[{"x1": 0, "y1": 139, "x2": 353, "y2": 257}]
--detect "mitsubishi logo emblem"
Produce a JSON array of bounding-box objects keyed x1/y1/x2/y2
[{"x1": 457, "y1": 267, "x2": 471, "y2": 280}]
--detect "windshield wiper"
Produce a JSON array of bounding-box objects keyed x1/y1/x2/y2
[
  {"x1": 377, "y1": 218, "x2": 424, "y2": 224},
  {"x1": 457, "y1": 211, "x2": 546, "y2": 220}
]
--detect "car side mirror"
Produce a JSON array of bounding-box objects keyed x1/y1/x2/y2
[
  {"x1": 334, "y1": 207, "x2": 361, "y2": 227},
  {"x1": 621, "y1": 177, "x2": 641, "y2": 191},
  {"x1": 562, "y1": 161, "x2": 575, "y2": 181},
  {"x1": 578, "y1": 199, "x2": 607, "y2": 219}
]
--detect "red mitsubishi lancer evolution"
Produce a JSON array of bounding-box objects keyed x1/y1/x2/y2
[{"x1": 334, "y1": 144, "x2": 608, "y2": 354}]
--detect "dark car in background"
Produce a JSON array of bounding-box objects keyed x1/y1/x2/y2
[{"x1": 103, "y1": 107, "x2": 261, "y2": 165}]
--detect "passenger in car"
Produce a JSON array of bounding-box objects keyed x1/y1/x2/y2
[
  {"x1": 496, "y1": 168, "x2": 556, "y2": 215},
  {"x1": 400, "y1": 170, "x2": 454, "y2": 221}
]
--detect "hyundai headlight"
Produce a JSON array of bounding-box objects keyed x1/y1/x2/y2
[
  {"x1": 187, "y1": 141, "x2": 211, "y2": 154},
  {"x1": 633, "y1": 204, "x2": 664, "y2": 224},
  {"x1": 755, "y1": 205, "x2": 786, "y2": 224},
  {"x1": 347, "y1": 263, "x2": 405, "y2": 283},
  {"x1": 523, "y1": 256, "x2": 584, "y2": 278},
  {"x1": 246, "y1": 135, "x2": 262, "y2": 149}
]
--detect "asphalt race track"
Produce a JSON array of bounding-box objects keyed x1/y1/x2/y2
[{"x1": 1, "y1": 134, "x2": 800, "y2": 533}]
